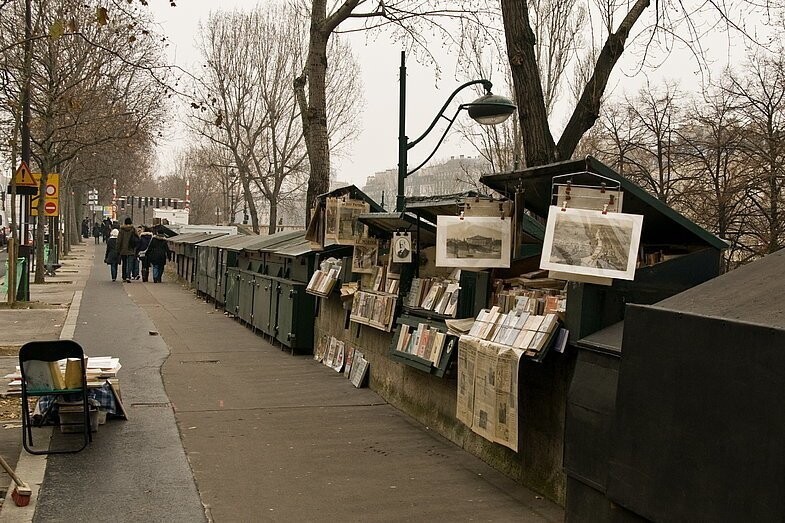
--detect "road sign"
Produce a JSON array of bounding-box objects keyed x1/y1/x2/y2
[
  {"x1": 13, "y1": 162, "x2": 36, "y2": 187},
  {"x1": 30, "y1": 173, "x2": 60, "y2": 217}
]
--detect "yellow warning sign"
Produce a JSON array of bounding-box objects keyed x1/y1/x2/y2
[
  {"x1": 30, "y1": 173, "x2": 60, "y2": 217},
  {"x1": 13, "y1": 162, "x2": 36, "y2": 187}
]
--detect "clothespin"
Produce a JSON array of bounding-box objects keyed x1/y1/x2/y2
[
  {"x1": 602, "y1": 204, "x2": 609, "y2": 215},
  {"x1": 561, "y1": 199, "x2": 568, "y2": 212},
  {"x1": 500, "y1": 203, "x2": 505, "y2": 220},
  {"x1": 565, "y1": 181, "x2": 572, "y2": 201},
  {"x1": 459, "y1": 210, "x2": 465, "y2": 221},
  {"x1": 609, "y1": 194, "x2": 616, "y2": 208},
  {"x1": 600, "y1": 182, "x2": 606, "y2": 194}
]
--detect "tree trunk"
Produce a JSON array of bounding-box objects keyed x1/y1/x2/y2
[
  {"x1": 33, "y1": 170, "x2": 48, "y2": 283},
  {"x1": 268, "y1": 198, "x2": 278, "y2": 235},
  {"x1": 501, "y1": 0, "x2": 557, "y2": 167},
  {"x1": 239, "y1": 169, "x2": 260, "y2": 233},
  {"x1": 302, "y1": 30, "x2": 331, "y2": 224}
]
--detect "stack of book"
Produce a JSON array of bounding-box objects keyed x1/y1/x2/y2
[
  {"x1": 466, "y1": 307, "x2": 560, "y2": 356},
  {"x1": 350, "y1": 290, "x2": 397, "y2": 331},
  {"x1": 405, "y1": 277, "x2": 460, "y2": 317},
  {"x1": 7, "y1": 356, "x2": 122, "y2": 392},
  {"x1": 394, "y1": 323, "x2": 449, "y2": 366},
  {"x1": 493, "y1": 287, "x2": 567, "y2": 315},
  {"x1": 306, "y1": 259, "x2": 343, "y2": 296}
]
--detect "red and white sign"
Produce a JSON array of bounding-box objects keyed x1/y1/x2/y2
[{"x1": 44, "y1": 201, "x2": 57, "y2": 214}]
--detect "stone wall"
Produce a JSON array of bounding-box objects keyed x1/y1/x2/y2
[{"x1": 315, "y1": 292, "x2": 572, "y2": 504}]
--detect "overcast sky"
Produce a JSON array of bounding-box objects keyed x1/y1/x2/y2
[{"x1": 146, "y1": 1, "x2": 751, "y2": 189}]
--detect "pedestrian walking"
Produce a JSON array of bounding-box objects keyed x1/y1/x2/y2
[
  {"x1": 92, "y1": 222, "x2": 101, "y2": 244},
  {"x1": 136, "y1": 226, "x2": 153, "y2": 282},
  {"x1": 116, "y1": 217, "x2": 139, "y2": 283},
  {"x1": 101, "y1": 220, "x2": 110, "y2": 243},
  {"x1": 81, "y1": 218, "x2": 89, "y2": 239},
  {"x1": 145, "y1": 231, "x2": 171, "y2": 283},
  {"x1": 104, "y1": 229, "x2": 120, "y2": 281}
]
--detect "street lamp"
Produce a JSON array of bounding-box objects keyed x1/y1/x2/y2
[{"x1": 396, "y1": 51, "x2": 516, "y2": 212}]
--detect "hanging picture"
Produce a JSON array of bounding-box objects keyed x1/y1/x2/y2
[
  {"x1": 352, "y1": 238, "x2": 378, "y2": 274},
  {"x1": 391, "y1": 232, "x2": 412, "y2": 264},
  {"x1": 436, "y1": 216, "x2": 512, "y2": 268},
  {"x1": 324, "y1": 197, "x2": 339, "y2": 244},
  {"x1": 540, "y1": 206, "x2": 643, "y2": 281}
]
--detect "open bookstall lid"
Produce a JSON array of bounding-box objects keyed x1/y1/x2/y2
[
  {"x1": 404, "y1": 191, "x2": 489, "y2": 224},
  {"x1": 480, "y1": 156, "x2": 727, "y2": 251},
  {"x1": 198, "y1": 233, "x2": 259, "y2": 249},
  {"x1": 356, "y1": 212, "x2": 437, "y2": 246}
]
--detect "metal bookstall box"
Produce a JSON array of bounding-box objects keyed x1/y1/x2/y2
[
  {"x1": 194, "y1": 234, "x2": 255, "y2": 304},
  {"x1": 571, "y1": 249, "x2": 785, "y2": 523},
  {"x1": 481, "y1": 156, "x2": 727, "y2": 504},
  {"x1": 195, "y1": 232, "x2": 237, "y2": 296},
  {"x1": 232, "y1": 231, "x2": 302, "y2": 327},
  {"x1": 222, "y1": 235, "x2": 275, "y2": 316},
  {"x1": 167, "y1": 232, "x2": 224, "y2": 285},
  {"x1": 261, "y1": 236, "x2": 326, "y2": 352}
]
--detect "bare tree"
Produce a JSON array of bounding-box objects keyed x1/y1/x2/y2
[{"x1": 727, "y1": 55, "x2": 785, "y2": 255}]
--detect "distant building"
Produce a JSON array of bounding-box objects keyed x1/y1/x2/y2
[{"x1": 362, "y1": 155, "x2": 493, "y2": 210}]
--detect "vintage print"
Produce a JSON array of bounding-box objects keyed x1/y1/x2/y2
[
  {"x1": 352, "y1": 238, "x2": 378, "y2": 274},
  {"x1": 336, "y1": 199, "x2": 369, "y2": 244},
  {"x1": 324, "y1": 197, "x2": 339, "y2": 243},
  {"x1": 436, "y1": 216, "x2": 511, "y2": 268},
  {"x1": 540, "y1": 206, "x2": 643, "y2": 281},
  {"x1": 392, "y1": 232, "x2": 412, "y2": 264}
]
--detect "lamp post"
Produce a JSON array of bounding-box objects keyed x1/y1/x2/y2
[{"x1": 396, "y1": 51, "x2": 516, "y2": 212}]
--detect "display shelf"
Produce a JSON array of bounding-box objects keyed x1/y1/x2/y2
[
  {"x1": 349, "y1": 289, "x2": 398, "y2": 332},
  {"x1": 389, "y1": 314, "x2": 458, "y2": 378}
]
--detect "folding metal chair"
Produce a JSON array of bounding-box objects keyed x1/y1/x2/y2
[{"x1": 19, "y1": 340, "x2": 92, "y2": 454}]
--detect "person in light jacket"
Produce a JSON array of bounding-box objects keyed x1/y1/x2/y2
[
  {"x1": 104, "y1": 229, "x2": 120, "y2": 281},
  {"x1": 145, "y1": 233, "x2": 171, "y2": 283}
]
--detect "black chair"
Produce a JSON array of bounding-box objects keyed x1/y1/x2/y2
[{"x1": 19, "y1": 340, "x2": 92, "y2": 454}]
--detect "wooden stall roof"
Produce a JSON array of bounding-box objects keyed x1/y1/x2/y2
[
  {"x1": 480, "y1": 156, "x2": 727, "y2": 250},
  {"x1": 317, "y1": 184, "x2": 385, "y2": 212}
]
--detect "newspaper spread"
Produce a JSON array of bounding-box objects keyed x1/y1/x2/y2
[
  {"x1": 456, "y1": 335, "x2": 523, "y2": 451},
  {"x1": 456, "y1": 336, "x2": 478, "y2": 427}
]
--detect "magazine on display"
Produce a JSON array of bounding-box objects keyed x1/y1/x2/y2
[
  {"x1": 391, "y1": 232, "x2": 413, "y2": 264},
  {"x1": 352, "y1": 238, "x2": 379, "y2": 274}
]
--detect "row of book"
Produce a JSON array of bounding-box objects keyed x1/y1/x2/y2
[
  {"x1": 466, "y1": 307, "x2": 559, "y2": 354},
  {"x1": 394, "y1": 323, "x2": 453, "y2": 366},
  {"x1": 405, "y1": 277, "x2": 460, "y2": 317},
  {"x1": 350, "y1": 290, "x2": 397, "y2": 331},
  {"x1": 367, "y1": 265, "x2": 400, "y2": 296},
  {"x1": 313, "y1": 335, "x2": 369, "y2": 388},
  {"x1": 493, "y1": 287, "x2": 566, "y2": 315},
  {"x1": 306, "y1": 258, "x2": 343, "y2": 296}
]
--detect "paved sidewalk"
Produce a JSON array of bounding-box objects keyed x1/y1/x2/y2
[
  {"x1": 128, "y1": 272, "x2": 564, "y2": 521},
  {"x1": 0, "y1": 243, "x2": 564, "y2": 521}
]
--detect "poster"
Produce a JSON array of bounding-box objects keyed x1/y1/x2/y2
[
  {"x1": 391, "y1": 232, "x2": 412, "y2": 264},
  {"x1": 352, "y1": 238, "x2": 378, "y2": 274},
  {"x1": 540, "y1": 206, "x2": 643, "y2": 281},
  {"x1": 436, "y1": 216, "x2": 511, "y2": 268}
]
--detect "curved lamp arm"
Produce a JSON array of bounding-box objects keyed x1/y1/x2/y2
[
  {"x1": 406, "y1": 104, "x2": 468, "y2": 177},
  {"x1": 407, "y1": 79, "x2": 492, "y2": 151}
]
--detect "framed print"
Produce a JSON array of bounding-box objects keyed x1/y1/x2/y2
[
  {"x1": 540, "y1": 206, "x2": 643, "y2": 281},
  {"x1": 352, "y1": 238, "x2": 378, "y2": 274},
  {"x1": 436, "y1": 216, "x2": 512, "y2": 268},
  {"x1": 391, "y1": 232, "x2": 412, "y2": 264}
]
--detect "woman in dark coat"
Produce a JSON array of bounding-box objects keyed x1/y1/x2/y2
[
  {"x1": 145, "y1": 233, "x2": 171, "y2": 283},
  {"x1": 136, "y1": 227, "x2": 153, "y2": 282},
  {"x1": 104, "y1": 229, "x2": 120, "y2": 281}
]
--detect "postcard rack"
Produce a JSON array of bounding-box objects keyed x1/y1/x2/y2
[{"x1": 551, "y1": 172, "x2": 623, "y2": 214}]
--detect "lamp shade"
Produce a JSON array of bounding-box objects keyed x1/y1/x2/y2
[{"x1": 466, "y1": 93, "x2": 517, "y2": 125}]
